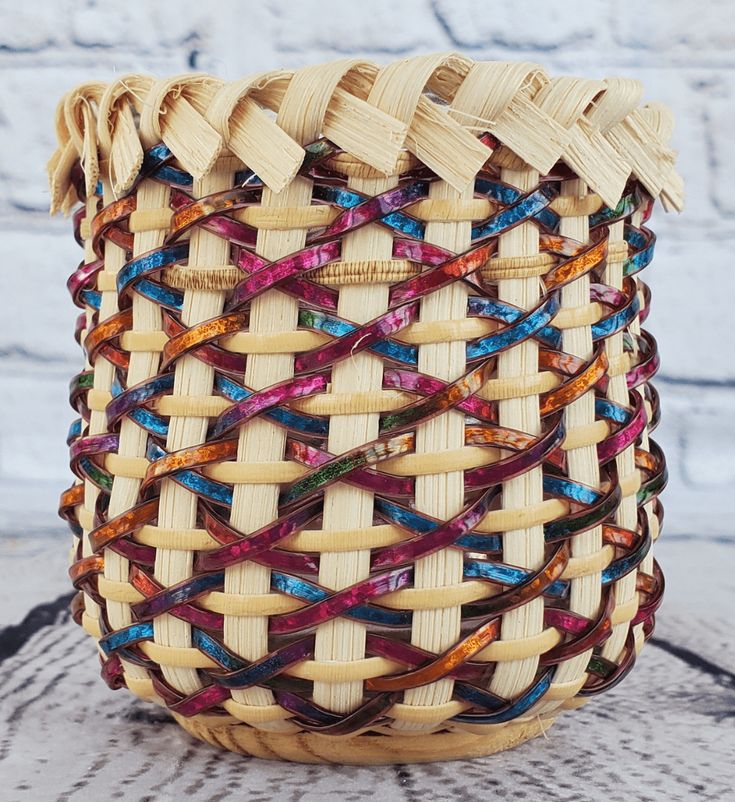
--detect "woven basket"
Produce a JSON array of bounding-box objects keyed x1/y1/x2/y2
[{"x1": 48, "y1": 53, "x2": 683, "y2": 764}]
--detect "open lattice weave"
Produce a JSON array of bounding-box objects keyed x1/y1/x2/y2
[{"x1": 48, "y1": 54, "x2": 683, "y2": 763}]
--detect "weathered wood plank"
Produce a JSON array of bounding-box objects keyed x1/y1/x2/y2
[
  {"x1": 1, "y1": 592, "x2": 734, "y2": 801},
  {"x1": 1, "y1": 514, "x2": 734, "y2": 800}
]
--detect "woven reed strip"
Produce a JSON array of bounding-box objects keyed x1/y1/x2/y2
[
  {"x1": 115, "y1": 497, "x2": 569, "y2": 553},
  {"x1": 83, "y1": 70, "x2": 168, "y2": 707},
  {"x1": 310, "y1": 66, "x2": 397, "y2": 714},
  {"x1": 532, "y1": 78, "x2": 605, "y2": 714},
  {"x1": 78, "y1": 190, "x2": 104, "y2": 636},
  {"x1": 538, "y1": 174, "x2": 602, "y2": 712},
  {"x1": 93, "y1": 306, "x2": 606, "y2": 355},
  {"x1": 600, "y1": 219, "x2": 639, "y2": 664},
  {"x1": 454, "y1": 64, "x2": 570, "y2": 733},
  {"x1": 222, "y1": 112, "x2": 315, "y2": 728},
  {"x1": 484, "y1": 164, "x2": 546, "y2": 713},
  {"x1": 386, "y1": 55, "x2": 477, "y2": 732},
  {"x1": 76, "y1": 75, "x2": 124, "y2": 648},
  {"x1": 153, "y1": 154, "x2": 238, "y2": 698},
  {"x1": 233, "y1": 60, "x2": 376, "y2": 723},
  {"x1": 628, "y1": 203, "x2": 657, "y2": 651},
  {"x1": 65, "y1": 87, "x2": 104, "y2": 637},
  {"x1": 122, "y1": 199, "x2": 527, "y2": 232},
  {"x1": 579, "y1": 48, "x2": 659, "y2": 670},
  {"x1": 101, "y1": 172, "x2": 170, "y2": 702},
  {"x1": 206, "y1": 60, "x2": 403, "y2": 727}
]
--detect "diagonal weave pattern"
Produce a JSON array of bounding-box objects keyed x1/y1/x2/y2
[{"x1": 48, "y1": 54, "x2": 682, "y2": 764}]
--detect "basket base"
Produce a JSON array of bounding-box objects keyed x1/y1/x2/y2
[{"x1": 171, "y1": 712, "x2": 555, "y2": 764}]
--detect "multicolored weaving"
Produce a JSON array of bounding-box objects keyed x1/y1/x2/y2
[{"x1": 48, "y1": 56, "x2": 683, "y2": 763}]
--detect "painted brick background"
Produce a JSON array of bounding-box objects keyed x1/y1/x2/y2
[{"x1": 0, "y1": 0, "x2": 732, "y2": 537}]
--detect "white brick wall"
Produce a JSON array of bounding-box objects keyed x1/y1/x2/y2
[{"x1": 0, "y1": 0, "x2": 732, "y2": 536}]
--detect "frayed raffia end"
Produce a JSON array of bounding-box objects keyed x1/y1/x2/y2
[
  {"x1": 47, "y1": 140, "x2": 77, "y2": 217},
  {"x1": 46, "y1": 94, "x2": 77, "y2": 217},
  {"x1": 47, "y1": 81, "x2": 106, "y2": 216}
]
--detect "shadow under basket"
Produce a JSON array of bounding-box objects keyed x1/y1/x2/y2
[{"x1": 49, "y1": 52, "x2": 683, "y2": 764}]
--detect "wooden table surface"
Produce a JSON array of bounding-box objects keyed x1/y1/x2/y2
[{"x1": 1, "y1": 486, "x2": 733, "y2": 802}]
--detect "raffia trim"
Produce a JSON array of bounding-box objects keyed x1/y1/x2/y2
[
  {"x1": 290, "y1": 389, "x2": 416, "y2": 415},
  {"x1": 481, "y1": 252, "x2": 556, "y2": 281},
  {"x1": 161, "y1": 265, "x2": 244, "y2": 291},
  {"x1": 488, "y1": 147, "x2": 528, "y2": 171},
  {"x1": 310, "y1": 259, "x2": 420, "y2": 284},
  {"x1": 47, "y1": 60, "x2": 682, "y2": 213},
  {"x1": 46, "y1": 60, "x2": 684, "y2": 217}
]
